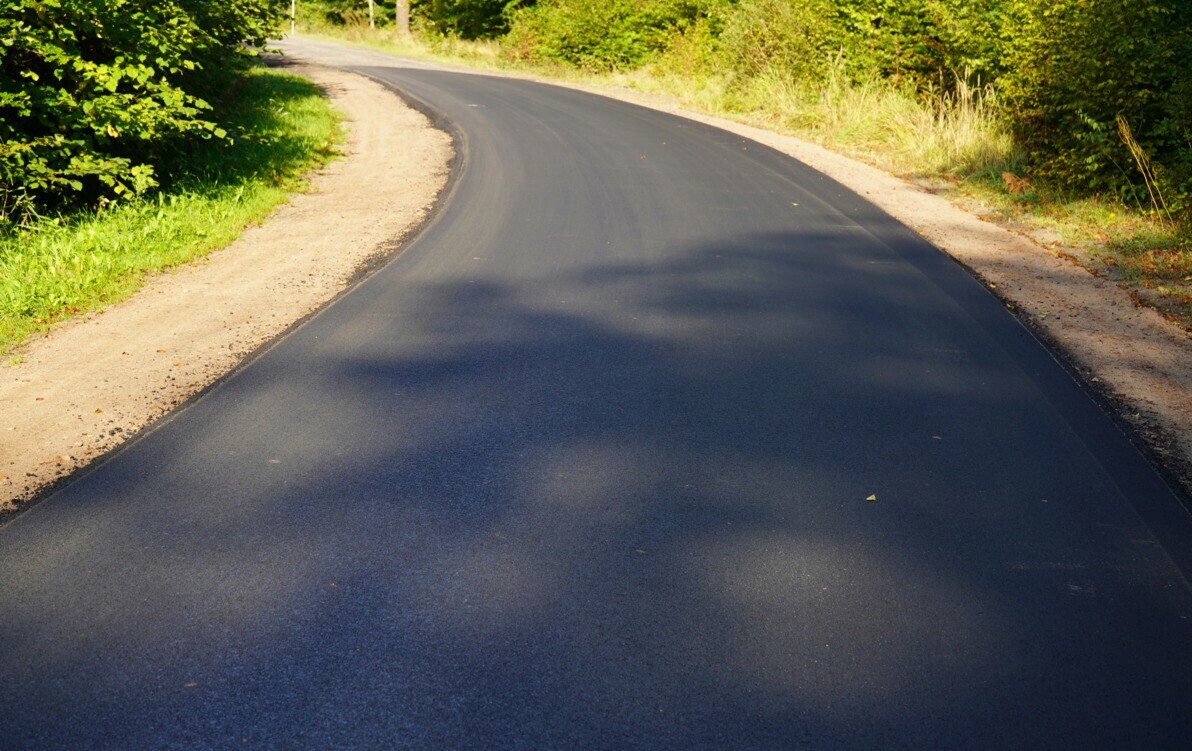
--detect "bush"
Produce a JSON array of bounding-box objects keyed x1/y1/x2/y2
[
  {"x1": 506, "y1": 0, "x2": 709, "y2": 70},
  {"x1": 713, "y1": 0, "x2": 833, "y2": 83},
  {"x1": 828, "y1": 1, "x2": 1007, "y2": 88},
  {"x1": 999, "y1": 0, "x2": 1191, "y2": 214},
  {"x1": 0, "y1": 67, "x2": 342, "y2": 351},
  {"x1": 0, "y1": 0, "x2": 285, "y2": 223},
  {"x1": 416, "y1": 0, "x2": 512, "y2": 39}
]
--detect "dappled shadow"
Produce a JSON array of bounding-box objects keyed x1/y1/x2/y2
[
  {"x1": 156, "y1": 62, "x2": 335, "y2": 191},
  {"x1": 2, "y1": 231, "x2": 1191, "y2": 748}
]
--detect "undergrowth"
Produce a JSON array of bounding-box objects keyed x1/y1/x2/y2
[{"x1": 0, "y1": 66, "x2": 343, "y2": 353}]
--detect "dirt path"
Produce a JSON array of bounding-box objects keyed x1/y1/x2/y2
[{"x1": 0, "y1": 61, "x2": 452, "y2": 512}]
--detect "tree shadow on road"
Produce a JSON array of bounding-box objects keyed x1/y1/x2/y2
[{"x1": 3, "y1": 232, "x2": 1190, "y2": 749}]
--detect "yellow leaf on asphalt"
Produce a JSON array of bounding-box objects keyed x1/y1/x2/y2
[{"x1": 866, "y1": 494, "x2": 877, "y2": 502}]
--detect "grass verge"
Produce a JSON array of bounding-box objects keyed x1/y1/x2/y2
[
  {"x1": 295, "y1": 23, "x2": 1191, "y2": 328},
  {"x1": 942, "y1": 177, "x2": 1191, "y2": 327},
  {"x1": 0, "y1": 64, "x2": 343, "y2": 356}
]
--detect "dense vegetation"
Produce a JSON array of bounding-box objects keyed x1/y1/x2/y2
[
  {"x1": 0, "y1": 0, "x2": 287, "y2": 224},
  {"x1": 0, "y1": 68, "x2": 341, "y2": 352},
  {"x1": 1, "y1": 0, "x2": 346, "y2": 354}
]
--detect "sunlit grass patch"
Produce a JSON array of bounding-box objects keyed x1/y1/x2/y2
[
  {"x1": 947, "y1": 174, "x2": 1192, "y2": 325},
  {"x1": 0, "y1": 66, "x2": 343, "y2": 354}
]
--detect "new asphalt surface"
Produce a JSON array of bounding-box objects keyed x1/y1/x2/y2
[{"x1": 2, "y1": 51, "x2": 1191, "y2": 749}]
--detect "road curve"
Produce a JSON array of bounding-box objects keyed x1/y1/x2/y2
[{"x1": 2, "y1": 45, "x2": 1191, "y2": 749}]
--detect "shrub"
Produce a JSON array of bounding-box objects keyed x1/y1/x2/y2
[
  {"x1": 713, "y1": 0, "x2": 834, "y2": 84},
  {"x1": 829, "y1": 1, "x2": 1007, "y2": 88},
  {"x1": 506, "y1": 0, "x2": 708, "y2": 70},
  {"x1": 416, "y1": 0, "x2": 512, "y2": 39},
  {"x1": 998, "y1": 0, "x2": 1191, "y2": 214},
  {"x1": 0, "y1": 0, "x2": 285, "y2": 223}
]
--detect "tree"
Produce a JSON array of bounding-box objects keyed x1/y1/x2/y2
[{"x1": 0, "y1": 0, "x2": 286, "y2": 217}]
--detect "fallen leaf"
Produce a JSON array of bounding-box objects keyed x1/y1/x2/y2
[
  {"x1": 155, "y1": 348, "x2": 166, "y2": 353},
  {"x1": 866, "y1": 494, "x2": 878, "y2": 502},
  {"x1": 94, "y1": 408, "x2": 103, "y2": 414},
  {"x1": 1002, "y1": 172, "x2": 1031, "y2": 194}
]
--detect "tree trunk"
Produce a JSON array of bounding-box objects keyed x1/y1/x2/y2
[
  {"x1": 368, "y1": 0, "x2": 375, "y2": 29},
  {"x1": 395, "y1": 0, "x2": 410, "y2": 36}
]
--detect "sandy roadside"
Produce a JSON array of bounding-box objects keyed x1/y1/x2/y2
[{"x1": 0, "y1": 61, "x2": 452, "y2": 512}]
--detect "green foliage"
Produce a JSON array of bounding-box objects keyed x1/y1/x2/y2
[
  {"x1": 506, "y1": 0, "x2": 709, "y2": 70},
  {"x1": 295, "y1": 0, "x2": 373, "y2": 28},
  {"x1": 298, "y1": 0, "x2": 514, "y2": 38},
  {"x1": 712, "y1": 0, "x2": 833, "y2": 83},
  {"x1": 415, "y1": 0, "x2": 514, "y2": 38},
  {"x1": 507, "y1": 0, "x2": 1009, "y2": 85},
  {"x1": 998, "y1": 0, "x2": 1191, "y2": 213},
  {"x1": 0, "y1": 0, "x2": 286, "y2": 223},
  {"x1": 0, "y1": 67, "x2": 342, "y2": 351},
  {"x1": 829, "y1": 1, "x2": 1006, "y2": 87}
]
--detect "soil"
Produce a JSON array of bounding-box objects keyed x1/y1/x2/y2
[{"x1": 2, "y1": 38, "x2": 1189, "y2": 516}]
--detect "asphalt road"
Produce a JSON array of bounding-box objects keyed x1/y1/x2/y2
[{"x1": 3, "y1": 46, "x2": 1191, "y2": 749}]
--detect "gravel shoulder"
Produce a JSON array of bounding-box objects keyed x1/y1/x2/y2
[
  {"x1": 2, "y1": 38, "x2": 1189, "y2": 515},
  {"x1": 0, "y1": 60, "x2": 452, "y2": 513}
]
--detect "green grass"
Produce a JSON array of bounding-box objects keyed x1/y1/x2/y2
[
  {"x1": 0, "y1": 65, "x2": 343, "y2": 354},
  {"x1": 945, "y1": 176, "x2": 1192, "y2": 326}
]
